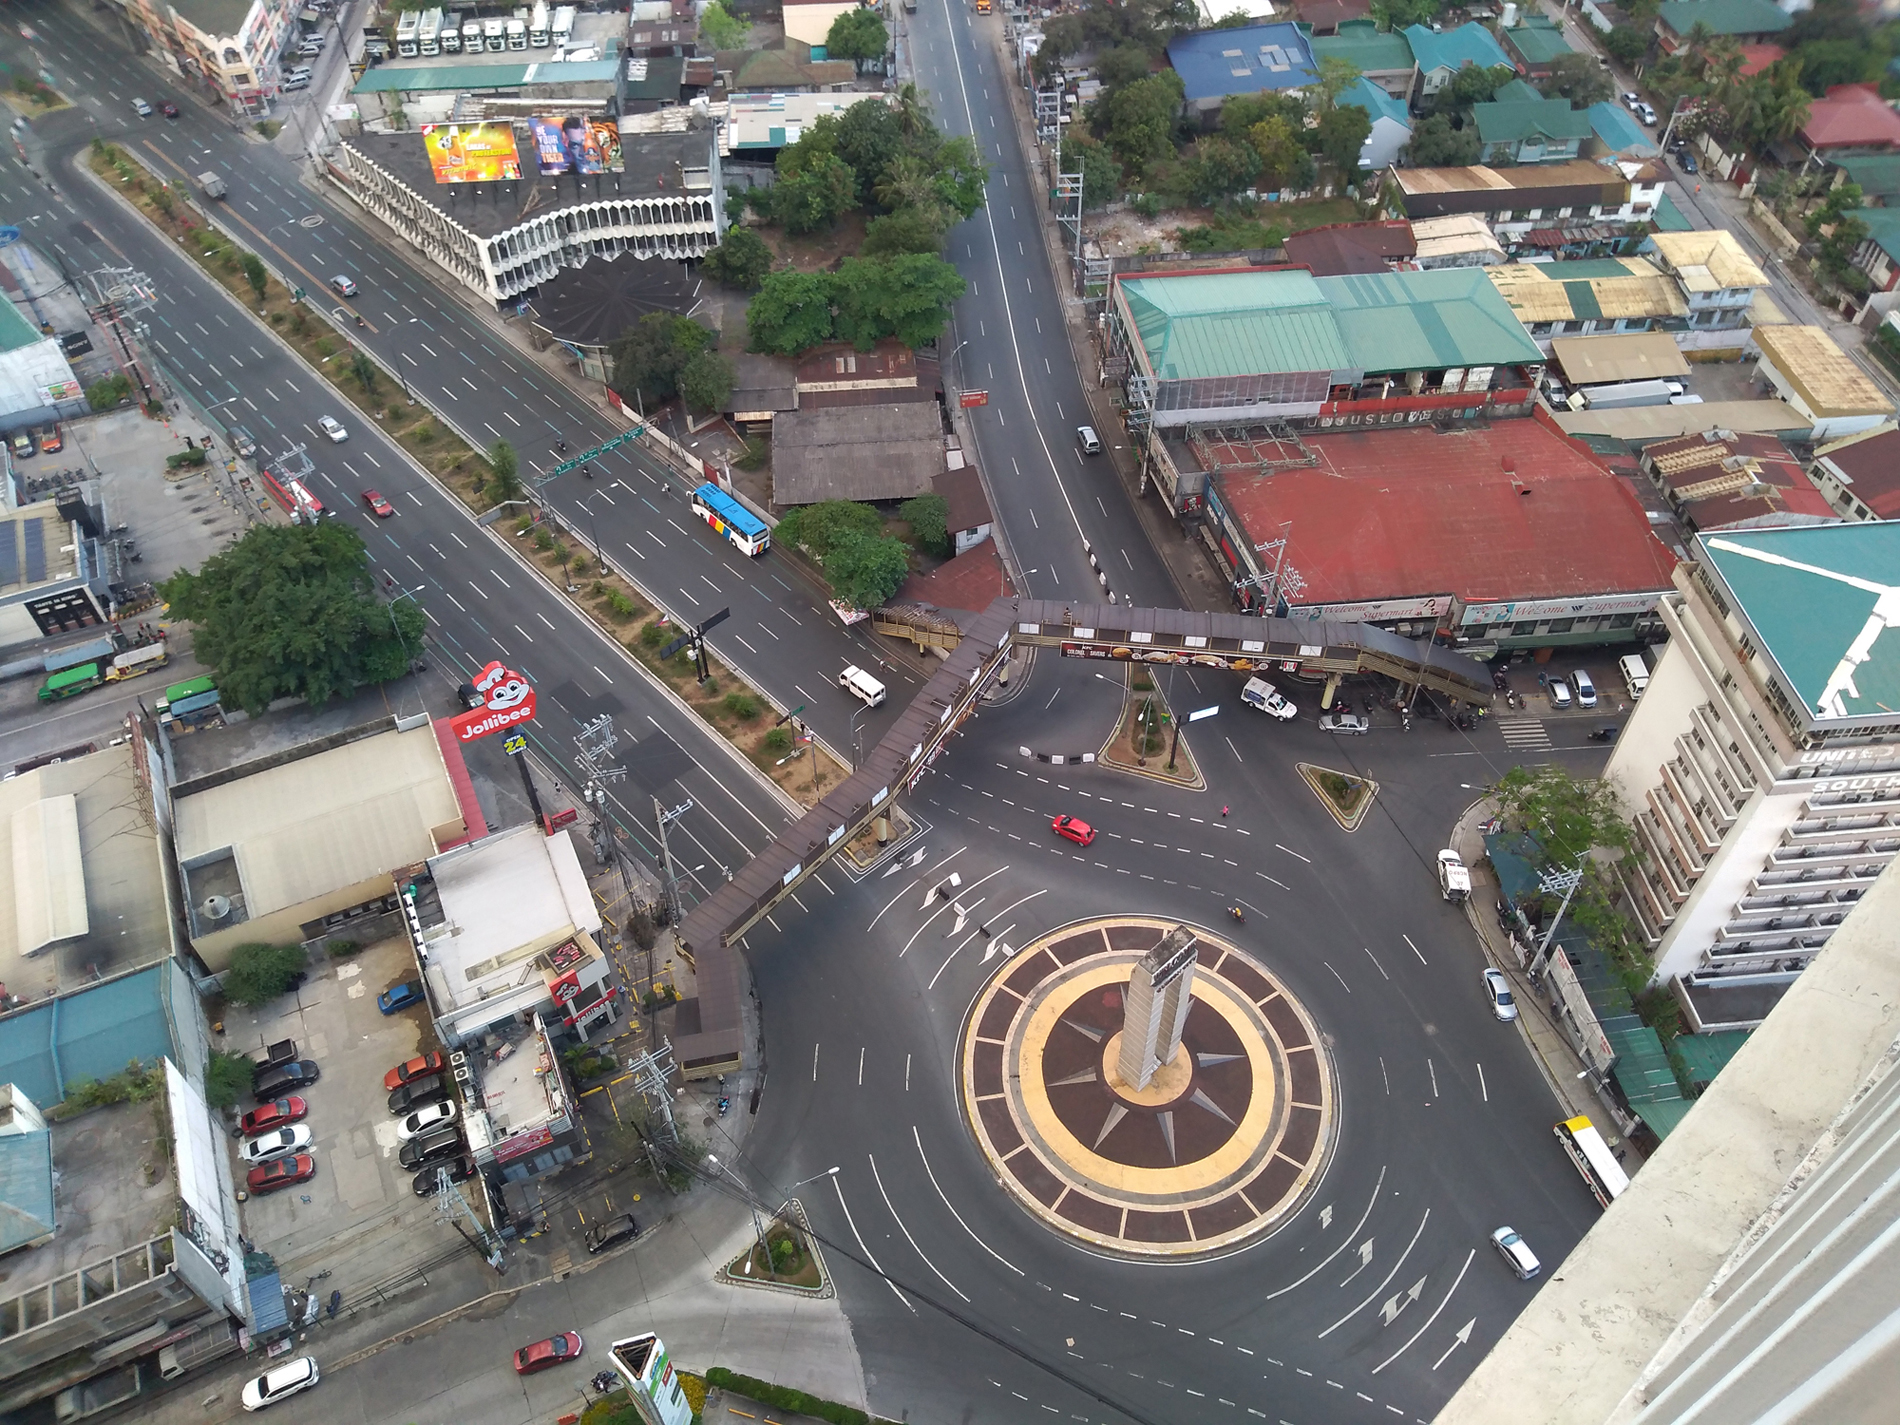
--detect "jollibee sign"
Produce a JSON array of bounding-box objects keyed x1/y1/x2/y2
[{"x1": 450, "y1": 660, "x2": 537, "y2": 742}]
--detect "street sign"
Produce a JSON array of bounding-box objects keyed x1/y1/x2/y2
[
  {"x1": 699, "y1": 606, "x2": 731, "y2": 635},
  {"x1": 1187, "y1": 705, "x2": 1221, "y2": 723},
  {"x1": 959, "y1": 390, "x2": 990, "y2": 408},
  {"x1": 657, "y1": 632, "x2": 692, "y2": 660},
  {"x1": 775, "y1": 703, "x2": 807, "y2": 727}
]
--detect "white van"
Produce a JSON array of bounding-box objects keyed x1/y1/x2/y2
[
  {"x1": 1618, "y1": 652, "x2": 1649, "y2": 700},
  {"x1": 1570, "y1": 669, "x2": 1598, "y2": 709},
  {"x1": 839, "y1": 665, "x2": 886, "y2": 707}
]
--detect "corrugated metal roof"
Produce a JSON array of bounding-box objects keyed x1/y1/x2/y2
[
  {"x1": 351, "y1": 59, "x2": 622, "y2": 93},
  {"x1": 1755, "y1": 324, "x2": 1894, "y2": 416},
  {"x1": 0, "y1": 966, "x2": 174, "y2": 1107},
  {"x1": 1550, "y1": 332, "x2": 1691, "y2": 384},
  {"x1": 0, "y1": 1126, "x2": 55, "y2": 1253},
  {"x1": 1318, "y1": 268, "x2": 1545, "y2": 371},
  {"x1": 1121, "y1": 271, "x2": 1352, "y2": 380}
]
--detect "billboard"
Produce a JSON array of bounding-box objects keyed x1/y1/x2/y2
[
  {"x1": 449, "y1": 659, "x2": 537, "y2": 742},
  {"x1": 420, "y1": 122, "x2": 523, "y2": 183},
  {"x1": 527, "y1": 115, "x2": 623, "y2": 175}
]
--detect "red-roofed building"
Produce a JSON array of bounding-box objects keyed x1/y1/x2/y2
[
  {"x1": 1208, "y1": 408, "x2": 1680, "y2": 649},
  {"x1": 1807, "y1": 424, "x2": 1900, "y2": 521},
  {"x1": 1281, "y1": 221, "x2": 1418, "y2": 276},
  {"x1": 892, "y1": 540, "x2": 1007, "y2": 614},
  {"x1": 1637, "y1": 430, "x2": 1839, "y2": 532},
  {"x1": 1737, "y1": 43, "x2": 1784, "y2": 77},
  {"x1": 1800, "y1": 85, "x2": 1900, "y2": 155},
  {"x1": 1296, "y1": 0, "x2": 1371, "y2": 34}
]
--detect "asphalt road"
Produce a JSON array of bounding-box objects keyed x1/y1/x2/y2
[
  {"x1": 3, "y1": 0, "x2": 934, "y2": 765},
  {"x1": 0, "y1": 11, "x2": 805, "y2": 908},
  {"x1": 731, "y1": 655, "x2": 1613, "y2": 1424}
]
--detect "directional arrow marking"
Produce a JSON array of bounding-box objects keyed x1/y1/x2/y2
[
  {"x1": 1380, "y1": 1278, "x2": 1427, "y2": 1327},
  {"x1": 1340, "y1": 1239, "x2": 1376, "y2": 1288},
  {"x1": 1432, "y1": 1319, "x2": 1476, "y2": 1371},
  {"x1": 1319, "y1": 1204, "x2": 1334, "y2": 1230}
]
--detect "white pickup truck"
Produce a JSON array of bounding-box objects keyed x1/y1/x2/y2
[
  {"x1": 1240, "y1": 675, "x2": 1296, "y2": 720},
  {"x1": 1436, "y1": 849, "x2": 1471, "y2": 902}
]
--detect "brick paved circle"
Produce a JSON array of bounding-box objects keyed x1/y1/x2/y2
[{"x1": 960, "y1": 916, "x2": 1335, "y2": 1257}]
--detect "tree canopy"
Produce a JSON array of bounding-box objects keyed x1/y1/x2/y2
[
  {"x1": 698, "y1": 0, "x2": 748, "y2": 49},
  {"x1": 702, "y1": 225, "x2": 773, "y2": 290},
  {"x1": 158, "y1": 522, "x2": 426, "y2": 713},
  {"x1": 774, "y1": 499, "x2": 883, "y2": 559},
  {"x1": 746, "y1": 254, "x2": 965, "y2": 355},
  {"x1": 1315, "y1": 104, "x2": 1372, "y2": 175},
  {"x1": 1402, "y1": 112, "x2": 1479, "y2": 167},
  {"x1": 611, "y1": 313, "x2": 716, "y2": 406},
  {"x1": 1538, "y1": 52, "x2": 1613, "y2": 109},
  {"x1": 1092, "y1": 70, "x2": 1186, "y2": 176},
  {"x1": 826, "y1": 6, "x2": 889, "y2": 63}
]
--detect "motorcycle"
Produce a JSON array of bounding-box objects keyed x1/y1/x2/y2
[
  {"x1": 1588, "y1": 725, "x2": 1618, "y2": 743},
  {"x1": 1228, "y1": 906, "x2": 1245, "y2": 925},
  {"x1": 717, "y1": 1096, "x2": 731, "y2": 1117},
  {"x1": 354, "y1": 314, "x2": 365, "y2": 328}
]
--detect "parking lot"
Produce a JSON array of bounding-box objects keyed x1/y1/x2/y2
[{"x1": 222, "y1": 933, "x2": 477, "y2": 1286}]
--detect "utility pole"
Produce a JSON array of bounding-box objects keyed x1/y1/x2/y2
[
  {"x1": 433, "y1": 1168, "x2": 505, "y2": 1272},
  {"x1": 653, "y1": 795, "x2": 692, "y2": 928},
  {"x1": 1529, "y1": 856, "x2": 1587, "y2": 981}
]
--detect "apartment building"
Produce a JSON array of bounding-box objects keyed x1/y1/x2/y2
[{"x1": 1604, "y1": 522, "x2": 1900, "y2": 1033}]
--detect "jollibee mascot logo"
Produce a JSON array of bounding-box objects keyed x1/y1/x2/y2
[{"x1": 450, "y1": 660, "x2": 538, "y2": 742}]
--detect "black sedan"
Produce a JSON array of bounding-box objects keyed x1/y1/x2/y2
[
  {"x1": 411, "y1": 1153, "x2": 479, "y2": 1196},
  {"x1": 252, "y1": 1060, "x2": 320, "y2": 1102}
]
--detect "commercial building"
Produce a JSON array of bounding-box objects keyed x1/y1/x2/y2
[
  {"x1": 121, "y1": 0, "x2": 301, "y2": 116},
  {"x1": 171, "y1": 718, "x2": 478, "y2": 972},
  {"x1": 337, "y1": 109, "x2": 723, "y2": 306},
  {"x1": 1548, "y1": 331, "x2": 1691, "y2": 387},
  {"x1": 1603, "y1": 522, "x2": 1900, "y2": 1033},
  {"x1": 780, "y1": 0, "x2": 860, "y2": 52},
  {"x1": 1486, "y1": 257, "x2": 1689, "y2": 349},
  {"x1": 1637, "y1": 430, "x2": 1837, "y2": 533},
  {"x1": 1644, "y1": 229, "x2": 1770, "y2": 332},
  {"x1": 1387, "y1": 158, "x2": 1666, "y2": 256},
  {"x1": 1408, "y1": 213, "x2": 1507, "y2": 268},
  {"x1": 1807, "y1": 423, "x2": 1900, "y2": 521},
  {"x1": 771, "y1": 402, "x2": 944, "y2": 506},
  {"x1": 1165, "y1": 22, "x2": 1318, "y2": 125},
  {"x1": 1553, "y1": 399, "x2": 1812, "y2": 444},
  {"x1": 1192, "y1": 408, "x2": 1680, "y2": 645},
  {"x1": 1108, "y1": 266, "x2": 1545, "y2": 452},
  {"x1": 1753, "y1": 324, "x2": 1895, "y2": 441}
]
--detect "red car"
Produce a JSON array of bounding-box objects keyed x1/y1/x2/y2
[
  {"x1": 513, "y1": 1332, "x2": 583, "y2": 1375},
  {"x1": 384, "y1": 1052, "x2": 445, "y2": 1092},
  {"x1": 247, "y1": 1154, "x2": 317, "y2": 1194},
  {"x1": 161, "y1": 102, "x2": 179, "y2": 119},
  {"x1": 1052, "y1": 815, "x2": 1096, "y2": 847},
  {"x1": 240, "y1": 1096, "x2": 307, "y2": 1136},
  {"x1": 362, "y1": 488, "x2": 395, "y2": 518}
]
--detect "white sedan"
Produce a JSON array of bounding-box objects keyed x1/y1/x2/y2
[
  {"x1": 318, "y1": 415, "x2": 348, "y2": 443},
  {"x1": 1483, "y1": 968, "x2": 1519, "y2": 1023},
  {"x1": 242, "y1": 1356, "x2": 319, "y2": 1411},
  {"x1": 239, "y1": 1124, "x2": 314, "y2": 1164},
  {"x1": 394, "y1": 1099, "x2": 458, "y2": 1141}
]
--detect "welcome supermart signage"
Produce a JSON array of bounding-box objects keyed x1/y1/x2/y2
[{"x1": 449, "y1": 660, "x2": 537, "y2": 743}]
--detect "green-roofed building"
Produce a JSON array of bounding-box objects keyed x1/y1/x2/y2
[
  {"x1": 1604, "y1": 521, "x2": 1900, "y2": 1035},
  {"x1": 1472, "y1": 92, "x2": 1594, "y2": 165},
  {"x1": 1829, "y1": 151, "x2": 1900, "y2": 206},
  {"x1": 1308, "y1": 20, "x2": 1418, "y2": 102},
  {"x1": 1107, "y1": 266, "x2": 1543, "y2": 429},
  {"x1": 1499, "y1": 15, "x2": 1577, "y2": 77},
  {"x1": 1656, "y1": 0, "x2": 1792, "y2": 51}
]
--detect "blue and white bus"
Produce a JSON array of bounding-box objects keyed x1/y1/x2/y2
[{"x1": 691, "y1": 481, "x2": 770, "y2": 557}]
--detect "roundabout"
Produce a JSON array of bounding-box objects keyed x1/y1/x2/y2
[{"x1": 960, "y1": 916, "x2": 1335, "y2": 1257}]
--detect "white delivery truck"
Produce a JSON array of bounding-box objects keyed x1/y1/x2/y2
[
  {"x1": 1239, "y1": 675, "x2": 1296, "y2": 720},
  {"x1": 1436, "y1": 849, "x2": 1471, "y2": 903}
]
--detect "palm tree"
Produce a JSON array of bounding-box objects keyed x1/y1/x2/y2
[
  {"x1": 1754, "y1": 60, "x2": 1812, "y2": 146},
  {"x1": 893, "y1": 83, "x2": 931, "y2": 141}
]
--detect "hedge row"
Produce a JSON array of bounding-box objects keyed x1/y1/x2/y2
[{"x1": 703, "y1": 1367, "x2": 897, "y2": 1425}]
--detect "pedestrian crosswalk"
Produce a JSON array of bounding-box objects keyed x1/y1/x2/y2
[{"x1": 1496, "y1": 717, "x2": 1553, "y2": 751}]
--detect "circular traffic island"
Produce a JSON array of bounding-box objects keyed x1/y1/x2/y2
[{"x1": 961, "y1": 916, "x2": 1334, "y2": 1258}]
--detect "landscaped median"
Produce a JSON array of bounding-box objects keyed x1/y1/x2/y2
[{"x1": 86, "y1": 139, "x2": 850, "y2": 809}]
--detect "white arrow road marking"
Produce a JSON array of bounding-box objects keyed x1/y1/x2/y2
[
  {"x1": 1379, "y1": 1277, "x2": 1427, "y2": 1326},
  {"x1": 1268, "y1": 1168, "x2": 1387, "y2": 1302},
  {"x1": 1374, "y1": 1251, "x2": 1479, "y2": 1376},
  {"x1": 1317, "y1": 1210, "x2": 1430, "y2": 1339},
  {"x1": 1340, "y1": 1239, "x2": 1376, "y2": 1287},
  {"x1": 1319, "y1": 1204, "x2": 1334, "y2": 1230},
  {"x1": 1432, "y1": 1319, "x2": 1477, "y2": 1372}
]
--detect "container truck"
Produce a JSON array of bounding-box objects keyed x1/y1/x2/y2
[
  {"x1": 507, "y1": 17, "x2": 528, "y2": 48},
  {"x1": 440, "y1": 12, "x2": 462, "y2": 51},
  {"x1": 396, "y1": 9, "x2": 420, "y2": 56},
  {"x1": 418, "y1": 8, "x2": 442, "y2": 56},
  {"x1": 529, "y1": 2, "x2": 550, "y2": 45},
  {"x1": 1580, "y1": 378, "x2": 1677, "y2": 410},
  {"x1": 483, "y1": 16, "x2": 507, "y2": 49}
]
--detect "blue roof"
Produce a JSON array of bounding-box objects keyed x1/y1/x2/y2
[
  {"x1": 0, "y1": 1125, "x2": 55, "y2": 1254},
  {"x1": 1589, "y1": 101, "x2": 1660, "y2": 156},
  {"x1": 1338, "y1": 76, "x2": 1410, "y2": 129},
  {"x1": 1166, "y1": 23, "x2": 1318, "y2": 101},
  {"x1": 1403, "y1": 22, "x2": 1513, "y2": 76},
  {"x1": 0, "y1": 965, "x2": 175, "y2": 1108}
]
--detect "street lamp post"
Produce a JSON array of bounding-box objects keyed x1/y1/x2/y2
[
  {"x1": 849, "y1": 703, "x2": 871, "y2": 770},
  {"x1": 775, "y1": 1166, "x2": 840, "y2": 1272},
  {"x1": 705, "y1": 1154, "x2": 766, "y2": 1273}
]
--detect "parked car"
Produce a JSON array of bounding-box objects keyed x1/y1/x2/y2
[
  {"x1": 328, "y1": 274, "x2": 357, "y2": 297},
  {"x1": 584, "y1": 1213, "x2": 641, "y2": 1254},
  {"x1": 252, "y1": 1038, "x2": 299, "y2": 1073},
  {"x1": 1318, "y1": 711, "x2": 1369, "y2": 735},
  {"x1": 384, "y1": 1051, "x2": 445, "y2": 1091},
  {"x1": 361, "y1": 488, "x2": 394, "y2": 518},
  {"x1": 38, "y1": 425, "x2": 61, "y2": 454},
  {"x1": 1677, "y1": 149, "x2": 1698, "y2": 174},
  {"x1": 394, "y1": 1099, "x2": 458, "y2": 1141},
  {"x1": 241, "y1": 1356, "x2": 319, "y2": 1411},
  {"x1": 388, "y1": 1074, "x2": 448, "y2": 1115},
  {"x1": 161, "y1": 101, "x2": 179, "y2": 118},
  {"x1": 240, "y1": 1125, "x2": 314, "y2": 1164},
  {"x1": 10, "y1": 431, "x2": 34, "y2": 459},
  {"x1": 240, "y1": 1097, "x2": 307, "y2": 1136},
  {"x1": 1482, "y1": 968, "x2": 1519, "y2": 1023},
  {"x1": 247, "y1": 1153, "x2": 317, "y2": 1194},
  {"x1": 1635, "y1": 101, "x2": 1658, "y2": 125},
  {"x1": 1547, "y1": 678, "x2": 1573, "y2": 711},
  {"x1": 514, "y1": 1332, "x2": 584, "y2": 1375},
  {"x1": 1620, "y1": 91, "x2": 1641, "y2": 110},
  {"x1": 1491, "y1": 1225, "x2": 1541, "y2": 1280},
  {"x1": 1051, "y1": 814, "x2": 1096, "y2": 846},
  {"x1": 252, "y1": 1061, "x2": 320, "y2": 1102},
  {"x1": 318, "y1": 415, "x2": 348, "y2": 443},
  {"x1": 132, "y1": 98, "x2": 153, "y2": 117},
  {"x1": 378, "y1": 980, "x2": 425, "y2": 1014},
  {"x1": 411, "y1": 1153, "x2": 479, "y2": 1196},
  {"x1": 397, "y1": 1127, "x2": 466, "y2": 1171},
  {"x1": 1570, "y1": 669, "x2": 1598, "y2": 709}
]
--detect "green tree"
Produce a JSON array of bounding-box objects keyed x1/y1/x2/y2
[
  {"x1": 1602, "y1": 25, "x2": 1649, "y2": 69},
  {"x1": 1431, "y1": 63, "x2": 1517, "y2": 115},
  {"x1": 833, "y1": 253, "x2": 966, "y2": 349},
  {"x1": 1403, "y1": 112, "x2": 1481, "y2": 166},
  {"x1": 1221, "y1": 90, "x2": 1308, "y2": 137},
  {"x1": 350, "y1": 349, "x2": 378, "y2": 395},
  {"x1": 158, "y1": 522, "x2": 427, "y2": 712},
  {"x1": 826, "y1": 6, "x2": 889, "y2": 63},
  {"x1": 745, "y1": 269, "x2": 838, "y2": 355},
  {"x1": 488, "y1": 439, "x2": 523, "y2": 506},
  {"x1": 1539, "y1": 52, "x2": 1614, "y2": 108},
  {"x1": 1806, "y1": 181, "x2": 1865, "y2": 239},
  {"x1": 1093, "y1": 70, "x2": 1185, "y2": 176},
  {"x1": 863, "y1": 207, "x2": 949, "y2": 256},
  {"x1": 222, "y1": 943, "x2": 308, "y2": 1006},
  {"x1": 1313, "y1": 55, "x2": 1363, "y2": 110},
  {"x1": 1315, "y1": 104, "x2": 1372, "y2": 175},
  {"x1": 771, "y1": 152, "x2": 859, "y2": 233},
  {"x1": 702, "y1": 225, "x2": 773, "y2": 290},
  {"x1": 86, "y1": 373, "x2": 131, "y2": 411},
  {"x1": 679, "y1": 349, "x2": 735, "y2": 414},
  {"x1": 1183, "y1": 135, "x2": 1260, "y2": 206},
  {"x1": 611, "y1": 312, "x2": 714, "y2": 404},
  {"x1": 900, "y1": 492, "x2": 951, "y2": 556},
  {"x1": 204, "y1": 1051, "x2": 257, "y2": 1110},
  {"x1": 928, "y1": 134, "x2": 989, "y2": 220},
  {"x1": 241, "y1": 252, "x2": 268, "y2": 302},
  {"x1": 1247, "y1": 116, "x2": 1316, "y2": 191},
  {"x1": 698, "y1": 0, "x2": 749, "y2": 49},
  {"x1": 1793, "y1": 38, "x2": 1879, "y2": 94},
  {"x1": 1067, "y1": 133, "x2": 1125, "y2": 209},
  {"x1": 1493, "y1": 764, "x2": 1636, "y2": 869},
  {"x1": 773, "y1": 499, "x2": 883, "y2": 558},
  {"x1": 1370, "y1": 0, "x2": 1443, "y2": 30},
  {"x1": 823, "y1": 529, "x2": 911, "y2": 609}
]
